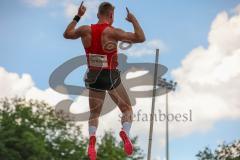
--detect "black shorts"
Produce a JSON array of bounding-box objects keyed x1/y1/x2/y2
[{"x1": 84, "y1": 69, "x2": 121, "y2": 92}]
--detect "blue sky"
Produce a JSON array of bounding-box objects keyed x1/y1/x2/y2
[
  {"x1": 0, "y1": 0, "x2": 239, "y2": 88},
  {"x1": 1, "y1": 0, "x2": 240, "y2": 160}
]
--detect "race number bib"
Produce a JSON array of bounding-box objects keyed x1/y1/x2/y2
[{"x1": 89, "y1": 54, "x2": 108, "y2": 67}]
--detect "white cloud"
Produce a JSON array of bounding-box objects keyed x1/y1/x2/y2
[
  {"x1": 25, "y1": 87, "x2": 69, "y2": 106},
  {"x1": 0, "y1": 67, "x2": 68, "y2": 106},
  {"x1": 64, "y1": 0, "x2": 100, "y2": 21},
  {"x1": 23, "y1": 0, "x2": 48, "y2": 7},
  {"x1": 170, "y1": 9, "x2": 240, "y2": 137},
  {"x1": 121, "y1": 39, "x2": 167, "y2": 57},
  {"x1": 22, "y1": 0, "x2": 100, "y2": 21},
  {"x1": 126, "y1": 70, "x2": 149, "y2": 79},
  {"x1": 64, "y1": 1, "x2": 78, "y2": 18},
  {"x1": 0, "y1": 67, "x2": 34, "y2": 98}
]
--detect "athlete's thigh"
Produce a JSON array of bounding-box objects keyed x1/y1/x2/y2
[
  {"x1": 89, "y1": 89, "x2": 106, "y2": 113},
  {"x1": 108, "y1": 82, "x2": 131, "y2": 109}
]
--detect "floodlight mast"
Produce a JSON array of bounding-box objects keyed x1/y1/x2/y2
[
  {"x1": 147, "y1": 49, "x2": 177, "y2": 160},
  {"x1": 158, "y1": 78, "x2": 177, "y2": 160}
]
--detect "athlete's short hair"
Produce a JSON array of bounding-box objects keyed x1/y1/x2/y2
[{"x1": 98, "y1": 2, "x2": 115, "y2": 16}]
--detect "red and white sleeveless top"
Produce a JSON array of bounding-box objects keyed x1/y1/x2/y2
[{"x1": 84, "y1": 23, "x2": 118, "y2": 70}]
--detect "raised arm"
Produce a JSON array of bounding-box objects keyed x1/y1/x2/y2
[
  {"x1": 63, "y1": 1, "x2": 87, "y2": 39},
  {"x1": 113, "y1": 8, "x2": 146, "y2": 43}
]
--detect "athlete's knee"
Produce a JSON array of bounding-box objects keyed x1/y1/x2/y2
[
  {"x1": 120, "y1": 103, "x2": 132, "y2": 113},
  {"x1": 90, "y1": 97, "x2": 104, "y2": 107},
  {"x1": 127, "y1": 106, "x2": 133, "y2": 114},
  {"x1": 122, "y1": 105, "x2": 133, "y2": 118}
]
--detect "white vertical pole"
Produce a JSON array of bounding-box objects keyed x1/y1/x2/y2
[
  {"x1": 147, "y1": 49, "x2": 159, "y2": 160},
  {"x1": 166, "y1": 89, "x2": 169, "y2": 160}
]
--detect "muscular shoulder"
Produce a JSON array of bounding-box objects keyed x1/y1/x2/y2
[
  {"x1": 80, "y1": 25, "x2": 91, "y2": 31},
  {"x1": 77, "y1": 25, "x2": 91, "y2": 36},
  {"x1": 103, "y1": 27, "x2": 123, "y2": 40}
]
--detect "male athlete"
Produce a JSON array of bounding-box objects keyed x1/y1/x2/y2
[{"x1": 63, "y1": 2, "x2": 145, "y2": 159}]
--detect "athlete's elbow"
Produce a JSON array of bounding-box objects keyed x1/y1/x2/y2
[
  {"x1": 138, "y1": 36, "x2": 146, "y2": 43},
  {"x1": 63, "y1": 32, "x2": 72, "y2": 39},
  {"x1": 136, "y1": 33, "x2": 146, "y2": 42},
  {"x1": 136, "y1": 36, "x2": 146, "y2": 43},
  {"x1": 63, "y1": 32, "x2": 70, "y2": 39},
  {"x1": 63, "y1": 32, "x2": 75, "y2": 39}
]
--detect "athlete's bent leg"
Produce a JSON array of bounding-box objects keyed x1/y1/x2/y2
[
  {"x1": 108, "y1": 82, "x2": 133, "y2": 125},
  {"x1": 108, "y1": 82, "x2": 134, "y2": 155}
]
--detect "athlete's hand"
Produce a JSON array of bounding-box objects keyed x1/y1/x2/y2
[
  {"x1": 78, "y1": 1, "x2": 86, "y2": 17},
  {"x1": 125, "y1": 7, "x2": 136, "y2": 23}
]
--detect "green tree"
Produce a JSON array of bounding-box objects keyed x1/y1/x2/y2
[
  {"x1": 0, "y1": 98, "x2": 88, "y2": 160},
  {"x1": 196, "y1": 140, "x2": 240, "y2": 160},
  {"x1": 0, "y1": 98, "x2": 144, "y2": 160}
]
